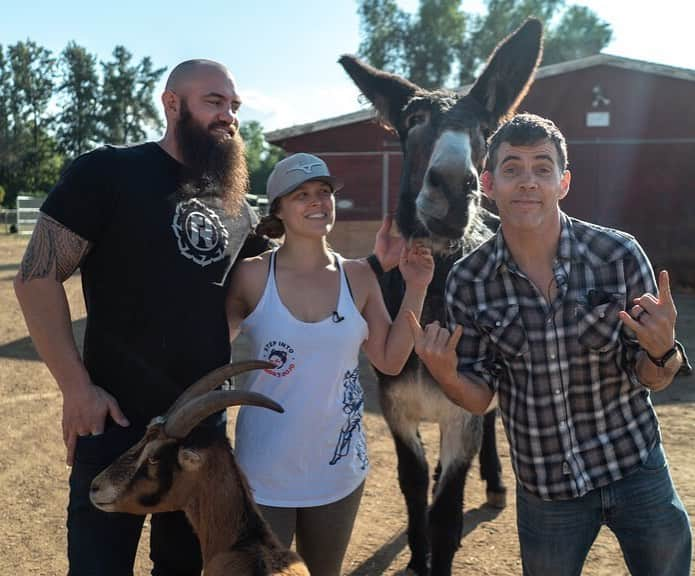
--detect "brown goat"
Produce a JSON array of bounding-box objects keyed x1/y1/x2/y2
[{"x1": 89, "y1": 360, "x2": 309, "y2": 576}]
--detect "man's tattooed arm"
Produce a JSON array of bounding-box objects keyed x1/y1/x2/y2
[{"x1": 20, "y1": 214, "x2": 93, "y2": 283}]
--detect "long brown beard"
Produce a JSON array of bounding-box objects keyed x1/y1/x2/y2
[{"x1": 175, "y1": 100, "x2": 249, "y2": 217}]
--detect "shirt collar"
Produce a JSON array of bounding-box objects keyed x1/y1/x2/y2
[{"x1": 491, "y1": 211, "x2": 577, "y2": 276}]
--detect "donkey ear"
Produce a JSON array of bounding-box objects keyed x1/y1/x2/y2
[
  {"x1": 468, "y1": 18, "x2": 543, "y2": 124},
  {"x1": 178, "y1": 447, "x2": 204, "y2": 471},
  {"x1": 339, "y1": 55, "x2": 420, "y2": 130}
]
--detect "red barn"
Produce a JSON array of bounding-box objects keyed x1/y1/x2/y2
[{"x1": 266, "y1": 55, "x2": 695, "y2": 286}]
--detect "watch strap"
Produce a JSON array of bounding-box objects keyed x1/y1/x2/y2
[{"x1": 647, "y1": 343, "x2": 679, "y2": 368}]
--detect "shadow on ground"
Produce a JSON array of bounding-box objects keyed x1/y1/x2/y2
[
  {"x1": 0, "y1": 317, "x2": 85, "y2": 362},
  {"x1": 346, "y1": 504, "x2": 504, "y2": 575}
]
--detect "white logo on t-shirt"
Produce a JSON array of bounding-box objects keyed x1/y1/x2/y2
[{"x1": 172, "y1": 198, "x2": 229, "y2": 266}]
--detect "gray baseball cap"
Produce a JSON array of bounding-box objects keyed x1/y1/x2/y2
[{"x1": 266, "y1": 153, "x2": 343, "y2": 204}]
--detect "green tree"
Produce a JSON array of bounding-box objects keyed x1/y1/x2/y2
[
  {"x1": 6, "y1": 40, "x2": 59, "y2": 202},
  {"x1": 542, "y1": 5, "x2": 612, "y2": 66},
  {"x1": 405, "y1": 0, "x2": 467, "y2": 88},
  {"x1": 0, "y1": 40, "x2": 167, "y2": 207},
  {"x1": 457, "y1": 0, "x2": 612, "y2": 83},
  {"x1": 358, "y1": 0, "x2": 467, "y2": 88},
  {"x1": 240, "y1": 120, "x2": 284, "y2": 198},
  {"x1": 357, "y1": 0, "x2": 410, "y2": 75},
  {"x1": 456, "y1": 0, "x2": 559, "y2": 83},
  {"x1": 99, "y1": 46, "x2": 165, "y2": 144},
  {"x1": 0, "y1": 45, "x2": 13, "y2": 204},
  {"x1": 56, "y1": 42, "x2": 101, "y2": 158},
  {"x1": 8, "y1": 41, "x2": 55, "y2": 151},
  {"x1": 0, "y1": 43, "x2": 26, "y2": 207},
  {"x1": 357, "y1": 0, "x2": 612, "y2": 87},
  {"x1": 0, "y1": 45, "x2": 9, "y2": 141}
]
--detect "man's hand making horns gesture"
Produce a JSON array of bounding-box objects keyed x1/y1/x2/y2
[
  {"x1": 618, "y1": 270, "x2": 685, "y2": 389},
  {"x1": 619, "y1": 270, "x2": 678, "y2": 361}
]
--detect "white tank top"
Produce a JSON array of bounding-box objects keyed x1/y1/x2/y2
[{"x1": 235, "y1": 250, "x2": 370, "y2": 507}]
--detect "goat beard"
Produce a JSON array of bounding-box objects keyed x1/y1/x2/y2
[{"x1": 175, "y1": 99, "x2": 248, "y2": 217}]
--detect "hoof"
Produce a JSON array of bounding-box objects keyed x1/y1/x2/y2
[
  {"x1": 486, "y1": 488, "x2": 507, "y2": 509},
  {"x1": 402, "y1": 557, "x2": 429, "y2": 576},
  {"x1": 400, "y1": 567, "x2": 426, "y2": 576}
]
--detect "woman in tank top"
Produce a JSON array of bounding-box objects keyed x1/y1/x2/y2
[{"x1": 225, "y1": 153, "x2": 433, "y2": 576}]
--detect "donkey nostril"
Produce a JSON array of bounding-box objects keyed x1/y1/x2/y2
[{"x1": 428, "y1": 168, "x2": 442, "y2": 188}]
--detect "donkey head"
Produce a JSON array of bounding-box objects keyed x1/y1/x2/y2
[
  {"x1": 340, "y1": 18, "x2": 543, "y2": 252},
  {"x1": 89, "y1": 360, "x2": 280, "y2": 515}
]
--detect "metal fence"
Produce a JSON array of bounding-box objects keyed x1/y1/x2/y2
[
  {"x1": 16, "y1": 195, "x2": 45, "y2": 235},
  {"x1": 1, "y1": 194, "x2": 266, "y2": 235}
]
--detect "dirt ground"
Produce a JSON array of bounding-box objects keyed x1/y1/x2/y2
[{"x1": 1, "y1": 232, "x2": 693, "y2": 575}]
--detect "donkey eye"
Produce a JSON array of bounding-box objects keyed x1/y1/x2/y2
[{"x1": 405, "y1": 111, "x2": 428, "y2": 130}]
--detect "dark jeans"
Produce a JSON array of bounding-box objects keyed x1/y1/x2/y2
[
  {"x1": 67, "y1": 422, "x2": 203, "y2": 576},
  {"x1": 516, "y1": 442, "x2": 692, "y2": 576}
]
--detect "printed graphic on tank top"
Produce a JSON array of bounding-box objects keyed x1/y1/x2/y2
[{"x1": 235, "y1": 249, "x2": 369, "y2": 507}]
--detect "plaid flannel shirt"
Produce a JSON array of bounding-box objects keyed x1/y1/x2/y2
[{"x1": 446, "y1": 212, "x2": 690, "y2": 500}]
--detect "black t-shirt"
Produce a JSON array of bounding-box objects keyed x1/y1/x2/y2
[{"x1": 42, "y1": 142, "x2": 267, "y2": 425}]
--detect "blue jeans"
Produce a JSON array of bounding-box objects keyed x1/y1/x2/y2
[
  {"x1": 67, "y1": 422, "x2": 204, "y2": 576},
  {"x1": 516, "y1": 443, "x2": 691, "y2": 576}
]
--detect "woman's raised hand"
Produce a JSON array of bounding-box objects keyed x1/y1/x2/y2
[{"x1": 399, "y1": 241, "x2": 434, "y2": 290}]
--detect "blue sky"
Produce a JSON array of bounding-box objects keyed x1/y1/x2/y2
[{"x1": 2, "y1": 0, "x2": 693, "y2": 132}]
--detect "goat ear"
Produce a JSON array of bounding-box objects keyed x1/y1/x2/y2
[
  {"x1": 178, "y1": 447, "x2": 204, "y2": 471},
  {"x1": 468, "y1": 18, "x2": 543, "y2": 124},
  {"x1": 339, "y1": 55, "x2": 420, "y2": 131}
]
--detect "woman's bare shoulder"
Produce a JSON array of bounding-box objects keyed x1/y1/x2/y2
[
  {"x1": 240, "y1": 249, "x2": 273, "y2": 269},
  {"x1": 232, "y1": 250, "x2": 272, "y2": 286},
  {"x1": 342, "y1": 257, "x2": 379, "y2": 308},
  {"x1": 342, "y1": 256, "x2": 372, "y2": 278}
]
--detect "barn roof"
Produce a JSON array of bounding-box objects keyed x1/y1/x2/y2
[{"x1": 265, "y1": 53, "x2": 695, "y2": 142}]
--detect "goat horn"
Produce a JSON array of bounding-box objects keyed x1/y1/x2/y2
[
  {"x1": 165, "y1": 389, "x2": 284, "y2": 439},
  {"x1": 165, "y1": 360, "x2": 274, "y2": 419}
]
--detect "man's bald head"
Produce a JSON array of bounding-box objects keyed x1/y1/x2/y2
[
  {"x1": 161, "y1": 58, "x2": 241, "y2": 129},
  {"x1": 165, "y1": 59, "x2": 232, "y2": 94}
]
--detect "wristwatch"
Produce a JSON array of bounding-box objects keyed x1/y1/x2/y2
[{"x1": 646, "y1": 343, "x2": 681, "y2": 368}]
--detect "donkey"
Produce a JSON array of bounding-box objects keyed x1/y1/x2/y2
[{"x1": 339, "y1": 19, "x2": 543, "y2": 575}]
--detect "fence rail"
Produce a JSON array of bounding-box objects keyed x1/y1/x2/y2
[{"x1": 16, "y1": 195, "x2": 44, "y2": 235}]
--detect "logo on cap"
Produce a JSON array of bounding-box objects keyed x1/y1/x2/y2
[{"x1": 287, "y1": 162, "x2": 323, "y2": 175}]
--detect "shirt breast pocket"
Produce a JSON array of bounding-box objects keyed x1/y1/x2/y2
[
  {"x1": 576, "y1": 298, "x2": 624, "y2": 352},
  {"x1": 476, "y1": 305, "x2": 528, "y2": 359}
]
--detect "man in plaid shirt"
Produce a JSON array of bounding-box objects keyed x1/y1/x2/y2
[{"x1": 408, "y1": 114, "x2": 691, "y2": 575}]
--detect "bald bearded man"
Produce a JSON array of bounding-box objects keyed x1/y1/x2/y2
[{"x1": 14, "y1": 59, "x2": 271, "y2": 575}]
